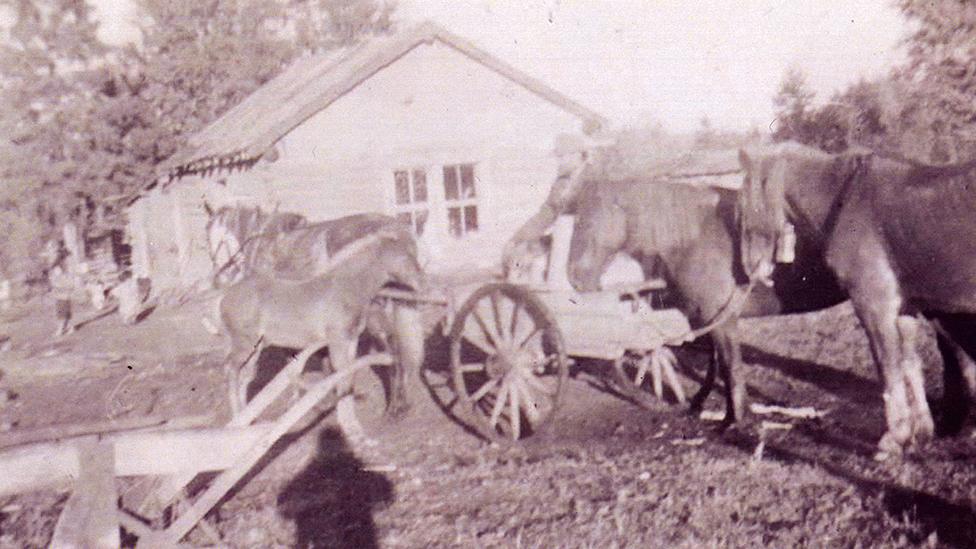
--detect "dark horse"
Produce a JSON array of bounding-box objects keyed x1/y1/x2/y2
[
  {"x1": 204, "y1": 204, "x2": 409, "y2": 285},
  {"x1": 220, "y1": 230, "x2": 427, "y2": 419},
  {"x1": 566, "y1": 178, "x2": 848, "y2": 430},
  {"x1": 738, "y1": 142, "x2": 976, "y2": 459}
]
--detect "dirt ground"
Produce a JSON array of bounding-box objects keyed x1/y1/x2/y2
[{"x1": 1, "y1": 290, "x2": 976, "y2": 548}]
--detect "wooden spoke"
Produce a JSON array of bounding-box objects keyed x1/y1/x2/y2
[
  {"x1": 509, "y1": 299, "x2": 523, "y2": 343},
  {"x1": 489, "y1": 291, "x2": 512, "y2": 345},
  {"x1": 660, "y1": 349, "x2": 687, "y2": 403},
  {"x1": 508, "y1": 374, "x2": 521, "y2": 439},
  {"x1": 632, "y1": 357, "x2": 650, "y2": 387},
  {"x1": 472, "y1": 305, "x2": 503, "y2": 348},
  {"x1": 458, "y1": 362, "x2": 487, "y2": 374},
  {"x1": 518, "y1": 327, "x2": 543, "y2": 352},
  {"x1": 488, "y1": 378, "x2": 509, "y2": 429},
  {"x1": 469, "y1": 377, "x2": 500, "y2": 402},
  {"x1": 651, "y1": 354, "x2": 664, "y2": 398},
  {"x1": 462, "y1": 322, "x2": 495, "y2": 356},
  {"x1": 512, "y1": 374, "x2": 542, "y2": 425}
]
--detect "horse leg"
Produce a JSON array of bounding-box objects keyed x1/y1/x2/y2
[
  {"x1": 364, "y1": 302, "x2": 410, "y2": 419},
  {"x1": 388, "y1": 302, "x2": 424, "y2": 418},
  {"x1": 848, "y1": 289, "x2": 918, "y2": 461},
  {"x1": 712, "y1": 325, "x2": 746, "y2": 426},
  {"x1": 224, "y1": 336, "x2": 263, "y2": 416},
  {"x1": 689, "y1": 342, "x2": 718, "y2": 413},
  {"x1": 897, "y1": 315, "x2": 935, "y2": 442}
]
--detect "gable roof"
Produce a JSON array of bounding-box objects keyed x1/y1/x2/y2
[{"x1": 158, "y1": 20, "x2": 608, "y2": 183}]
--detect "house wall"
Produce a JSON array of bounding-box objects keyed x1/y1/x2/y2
[
  {"x1": 131, "y1": 38, "x2": 592, "y2": 290},
  {"x1": 230, "y1": 39, "x2": 583, "y2": 273}
]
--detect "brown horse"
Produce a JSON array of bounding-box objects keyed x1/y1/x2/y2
[
  {"x1": 566, "y1": 178, "x2": 848, "y2": 425},
  {"x1": 738, "y1": 142, "x2": 976, "y2": 459},
  {"x1": 219, "y1": 230, "x2": 426, "y2": 418},
  {"x1": 207, "y1": 207, "x2": 423, "y2": 418}
]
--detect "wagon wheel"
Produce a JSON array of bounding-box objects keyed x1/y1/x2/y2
[
  {"x1": 449, "y1": 282, "x2": 568, "y2": 442},
  {"x1": 609, "y1": 347, "x2": 686, "y2": 409}
]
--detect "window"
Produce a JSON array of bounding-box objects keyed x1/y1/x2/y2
[
  {"x1": 392, "y1": 168, "x2": 429, "y2": 236},
  {"x1": 443, "y1": 163, "x2": 479, "y2": 237}
]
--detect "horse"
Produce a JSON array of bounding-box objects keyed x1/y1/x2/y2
[
  {"x1": 206, "y1": 206, "x2": 423, "y2": 417},
  {"x1": 738, "y1": 141, "x2": 976, "y2": 459},
  {"x1": 219, "y1": 229, "x2": 426, "y2": 422},
  {"x1": 565, "y1": 177, "x2": 848, "y2": 428}
]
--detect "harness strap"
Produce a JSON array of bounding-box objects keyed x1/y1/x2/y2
[{"x1": 663, "y1": 271, "x2": 762, "y2": 346}]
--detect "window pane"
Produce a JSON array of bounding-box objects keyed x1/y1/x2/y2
[
  {"x1": 464, "y1": 205, "x2": 478, "y2": 232},
  {"x1": 461, "y1": 164, "x2": 476, "y2": 198},
  {"x1": 412, "y1": 169, "x2": 428, "y2": 203},
  {"x1": 394, "y1": 171, "x2": 410, "y2": 204},
  {"x1": 447, "y1": 207, "x2": 462, "y2": 237},
  {"x1": 443, "y1": 165, "x2": 459, "y2": 201},
  {"x1": 415, "y1": 209, "x2": 429, "y2": 236}
]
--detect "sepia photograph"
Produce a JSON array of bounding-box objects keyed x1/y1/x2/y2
[{"x1": 1, "y1": 0, "x2": 975, "y2": 547}]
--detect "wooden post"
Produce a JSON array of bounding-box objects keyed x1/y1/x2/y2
[{"x1": 50, "y1": 439, "x2": 119, "y2": 549}]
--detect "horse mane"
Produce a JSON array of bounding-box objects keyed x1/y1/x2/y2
[
  {"x1": 580, "y1": 178, "x2": 721, "y2": 253},
  {"x1": 631, "y1": 182, "x2": 721, "y2": 251}
]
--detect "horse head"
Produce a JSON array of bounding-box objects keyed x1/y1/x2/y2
[
  {"x1": 567, "y1": 183, "x2": 627, "y2": 292},
  {"x1": 737, "y1": 146, "x2": 789, "y2": 281}
]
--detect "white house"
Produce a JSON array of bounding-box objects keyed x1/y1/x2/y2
[{"x1": 126, "y1": 21, "x2": 608, "y2": 293}]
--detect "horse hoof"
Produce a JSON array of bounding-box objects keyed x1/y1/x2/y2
[
  {"x1": 874, "y1": 433, "x2": 905, "y2": 462},
  {"x1": 914, "y1": 416, "x2": 936, "y2": 443}
]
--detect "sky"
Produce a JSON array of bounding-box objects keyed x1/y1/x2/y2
[{"x1": 91, "y1": 0, "x2": 911, "y2": 133}]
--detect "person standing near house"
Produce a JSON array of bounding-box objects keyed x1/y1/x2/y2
[
  {"x1": 502, "y1": 132, "x2": 596, "y2": 279},
  {"x1": 43, "y1": 238, "x2": 74, "y2": 337}
]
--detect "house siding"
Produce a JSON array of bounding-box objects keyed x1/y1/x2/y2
[{"x1": 130, "y1": 34, "x2": 595, "y2": 290}]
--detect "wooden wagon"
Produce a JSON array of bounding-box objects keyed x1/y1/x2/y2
[{"x1": 428, "y1": 220, "x2": 695, "y2": 443}]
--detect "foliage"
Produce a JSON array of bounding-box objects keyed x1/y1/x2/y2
[
  {"x1": 772, "y1": 1, "x2": 976, "y2": 162},
  {"x1": 0, "y1": 0, "x2": 396, "y2": 282}
]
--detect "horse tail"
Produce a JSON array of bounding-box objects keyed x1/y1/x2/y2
[{"x1": 391, "y1": 300, "x2": 425, "y2": 384}]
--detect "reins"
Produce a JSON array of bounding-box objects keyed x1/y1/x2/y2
[{"x1": 662, "y1": 269, "x2": 763, "y2": 346}]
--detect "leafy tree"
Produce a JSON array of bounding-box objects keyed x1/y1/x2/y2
[
  {"x1": 771, "y1": 67, "x2": 815, "y2": 144},
  {"x1": 0, "y1": 0, "x2": 115, "y2": 277},
  {"x1": 0, "y1": 0, "x2": 396, "y2": 282},
  {"x1": 887, "y1": 0, "x2": 976, "y2": 161}
]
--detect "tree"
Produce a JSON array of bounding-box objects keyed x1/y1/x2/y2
[
  {"x1": 771, "y1": 67, "x2": 815, "y2": 143},
  {"x1": 0, "y1": 0, "x2": 116, "y2": 277},
  {"x1": 0, "y1": 0, "x2": 397, "y2": 281},
  {"x1": 893, "y1": 0, "x2": 976, "y2": 160}
]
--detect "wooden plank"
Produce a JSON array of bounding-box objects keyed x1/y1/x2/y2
[
  {"x1": 153, "y1": 353, "x2": 388, "y2": 546},
  {"x1": 0, "y1": 413, "x2": 215, "y2": 449},
  {"x1": 0, "y1": 425, "x2": 271, "y2": 497},
  {"x1": 50, "y1": 439, "x2": 120, "y2": 549},
  {"x1": 139, "y1": 344, "x2": 327, "y2": 513}
]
